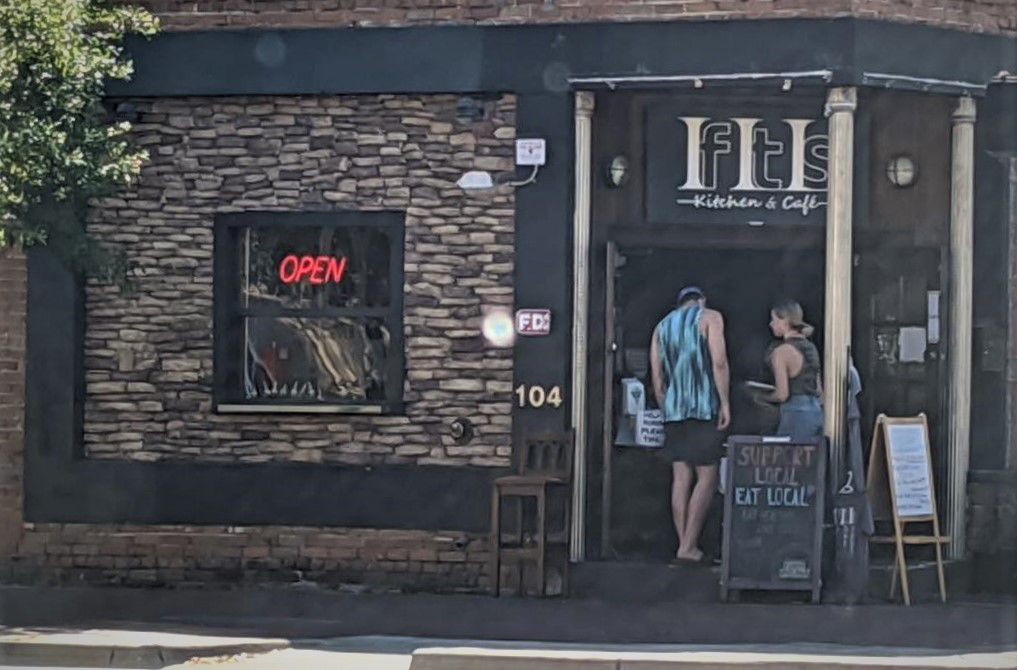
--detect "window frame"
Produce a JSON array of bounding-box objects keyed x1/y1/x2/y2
[{"x1": 213, "y1": 211, "x2": 406, "y2": 415}]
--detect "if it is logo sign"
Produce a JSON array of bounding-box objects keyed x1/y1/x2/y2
[
  {"x1": 679, "y1": 117, "x2": 827, "y2": 192},
  {"x1": 675, "y1": 116, "x2": 828, "y2": 218}
]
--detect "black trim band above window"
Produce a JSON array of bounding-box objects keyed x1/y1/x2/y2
[{"x1": 213, "y1": 210, "x2": 406, "y2": 414}]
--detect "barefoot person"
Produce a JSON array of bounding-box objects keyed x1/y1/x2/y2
[{"x1": 649, "y1": 286, "x2": 731, "y2": 563}]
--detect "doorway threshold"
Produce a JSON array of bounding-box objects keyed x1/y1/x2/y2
[{"x1": 569, "y1": 560, "x2": 721, "y2": 603}]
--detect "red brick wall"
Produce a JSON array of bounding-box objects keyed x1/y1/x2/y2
[
  {"x1": 130, "y1": 0, "x2": 1016, "y2": 35},
  {"x1": 0, "y1": 248, "x2": 26, "y2": 557},
  {"x1": 10, "y1": 524, "x2": 489, "y2": 590}
]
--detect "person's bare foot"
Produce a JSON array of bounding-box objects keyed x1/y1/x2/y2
[{"x1": 675, "y1": 547, "x2": 704, "y2": 562}]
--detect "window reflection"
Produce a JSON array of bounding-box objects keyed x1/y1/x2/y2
[{"x1": 244, "y1": 316, "x2": 389, "y2": 402}]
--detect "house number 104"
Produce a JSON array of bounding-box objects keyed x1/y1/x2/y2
[{"x1": 514, "y1": 384, "x2": 564, "y2": 409}]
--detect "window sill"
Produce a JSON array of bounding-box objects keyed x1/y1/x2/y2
[{"x1": 216, "y1": 403, "x2": 401, "y2": 415}]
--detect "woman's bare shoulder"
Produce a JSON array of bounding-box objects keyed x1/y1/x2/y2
[{"x1": 771, "y1": 341, "x2": 804, "y2": 362}]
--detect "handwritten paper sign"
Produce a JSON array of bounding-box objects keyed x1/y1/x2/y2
[{"x1": 886, "y1": 423, "x2": 934, "y2": 518}]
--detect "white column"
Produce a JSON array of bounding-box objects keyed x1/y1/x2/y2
[
  {"x1": 569, "y1": 91, "x2": 595, "y2": 562},
  {"x1": 947, "y1": 96, "x2": 976, "y2": 559},
  {"x1": 822, "y1": 87, "x2": 857, "y2": 485}
]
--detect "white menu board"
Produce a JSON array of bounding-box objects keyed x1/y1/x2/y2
[{"x1": 886, "y1": 424, "x2": 934, "y2": 518}]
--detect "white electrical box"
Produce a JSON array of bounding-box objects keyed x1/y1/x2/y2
[
  {"x1": 619, "y1": 377, "x2": 646, "y2": 416},
  {"x1": 515, "y1": 138, "x2": 547, "y2": 166}
]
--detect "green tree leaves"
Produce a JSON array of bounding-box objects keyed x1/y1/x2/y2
[{"x1": 0, "y1": 0, "x2": 157, "y2": 284}]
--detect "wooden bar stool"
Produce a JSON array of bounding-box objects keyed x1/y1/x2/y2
[{"x1": 490, "y1": 430, "x2": 573, "y2": 597}]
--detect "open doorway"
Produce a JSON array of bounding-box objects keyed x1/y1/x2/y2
[{"x1": 602, "y1": 243, "x2": 825, "y2": 561}]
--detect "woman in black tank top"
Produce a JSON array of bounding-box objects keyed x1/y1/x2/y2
[{"x1": 763, "y1": 299, "x2": 824, "y2": 441}]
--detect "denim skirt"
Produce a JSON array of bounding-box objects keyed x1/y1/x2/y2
[{"x1": 776, "y1": 394, "x2": 824, "y2": 442}]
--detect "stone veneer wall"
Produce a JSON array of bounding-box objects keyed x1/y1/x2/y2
[
  {"x1": 130, "y1": 0, "x2": 1016, "y2": 35},
  {"x1": 83, "y1": 94, "x2": 515, "y2": 466}
]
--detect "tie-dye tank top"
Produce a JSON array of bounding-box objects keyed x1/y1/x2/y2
[{"x1": 656, "y1": 305, "x2": 718, "y2": 423}]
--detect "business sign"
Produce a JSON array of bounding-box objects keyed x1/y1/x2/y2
[
  {"x1": 515, "y1": 309, "x2": 552, "y2": 336},
  {"x1": 278, "y1": 254, "x2": 348, "y2": 285},
  {"x1": 646, "y1": 99, "x2": 829, "y2": 226}
]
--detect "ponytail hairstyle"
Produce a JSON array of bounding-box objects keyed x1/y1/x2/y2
[{"x1": 772, "y1": 299, "x2": 815, "y2": 338}]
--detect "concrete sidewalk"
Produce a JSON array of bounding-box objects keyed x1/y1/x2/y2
[
  {"x1": 0, "y1": 627, "x2": 288, "y2": 668},
  {"x1": 3, "y1": 632, "x2": 1016, "y2": 670},
  {"x1": 408, "y1": 642, "x2": 1017, "y2": 670}
]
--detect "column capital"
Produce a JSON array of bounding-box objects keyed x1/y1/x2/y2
[
  {"x1": 824, "y1": 87, "x2": 857, "y2": 117},
  {"x1": 952, "y1": 96, "x2": 977, "y2": 125},
  {"x1": 575, "y1": 90, "x2": 595, "y2": 117}
]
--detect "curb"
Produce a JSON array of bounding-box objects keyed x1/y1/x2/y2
[
  {"x1": 0, "y1": 639, "x2": 290, "y2": 668},
  {"x1": 409, "y1": 648, "x2": 1017, "y2": 670}
]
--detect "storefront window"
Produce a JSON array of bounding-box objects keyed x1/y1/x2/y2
[{"x1": 214, "y1": 212, "x2": 405, "y2": 412}]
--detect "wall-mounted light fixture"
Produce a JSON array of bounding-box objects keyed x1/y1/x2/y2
[
  {"x1": 604, "y1": 155, "x2": 629, "y2": 188},
  {"x1": 457, "y1": 170, "x2": 494, "y2": 190},
  {"x1": 886, "y1": 154, "x2": 918, "y2": 188},
  {"x1": 449, "y1": 417, "x2": 475, "y2": 445}
]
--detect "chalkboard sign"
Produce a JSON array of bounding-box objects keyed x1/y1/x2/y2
[{"x1": 721, "y1": 435, "x2": 827, "y2": 602}]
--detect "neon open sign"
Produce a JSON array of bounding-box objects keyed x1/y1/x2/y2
[{"x1": 278, "y1": 255, "x2": 348, "y2": 285}]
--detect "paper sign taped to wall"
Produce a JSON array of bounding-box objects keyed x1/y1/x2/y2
[
  {"x1": 635, "y1": 409, "x2": 665, "y2": 447},
  {"x1": 898, "y1": 327, "x2": 927, "y2": 363},
  {"x1": 886, "y1": 423, "x2": 934, "y2": 518}
]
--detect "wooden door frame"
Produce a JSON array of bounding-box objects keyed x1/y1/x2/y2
[{"x1": 593, "y1": 228, "x2": 826, "y2": 560}]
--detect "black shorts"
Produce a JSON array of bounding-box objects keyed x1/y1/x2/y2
[{"x1": 660, "y1": 420, "x2": 725, "y2": 466}]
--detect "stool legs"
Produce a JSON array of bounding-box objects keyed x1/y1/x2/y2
[{"x1": 490, "y1": 484, "x2": 568, "y2": 598}]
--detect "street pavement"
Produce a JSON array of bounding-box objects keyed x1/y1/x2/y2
[{"x1": 0, "y1": 585, "x2": 1014, "y2": 668}]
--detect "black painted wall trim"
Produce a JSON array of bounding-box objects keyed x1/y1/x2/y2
[
  {"x1": 108, "y1": 18, "x2": 1016, "y2": 98},
  {"x1": 24, "y1": 250, "x2": 505, "y2": 532}
]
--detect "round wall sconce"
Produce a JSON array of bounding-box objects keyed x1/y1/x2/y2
[
  {"x1": 604, "y1": 155, "x2": 630, "y2": 188},
  {"x1": 886, "y1": 155, "x2": 918, "y2": 188}
]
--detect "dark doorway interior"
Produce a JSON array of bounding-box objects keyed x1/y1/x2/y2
[{"x1": 605, "y1": 245, "x2": 825, "y2": 560}]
